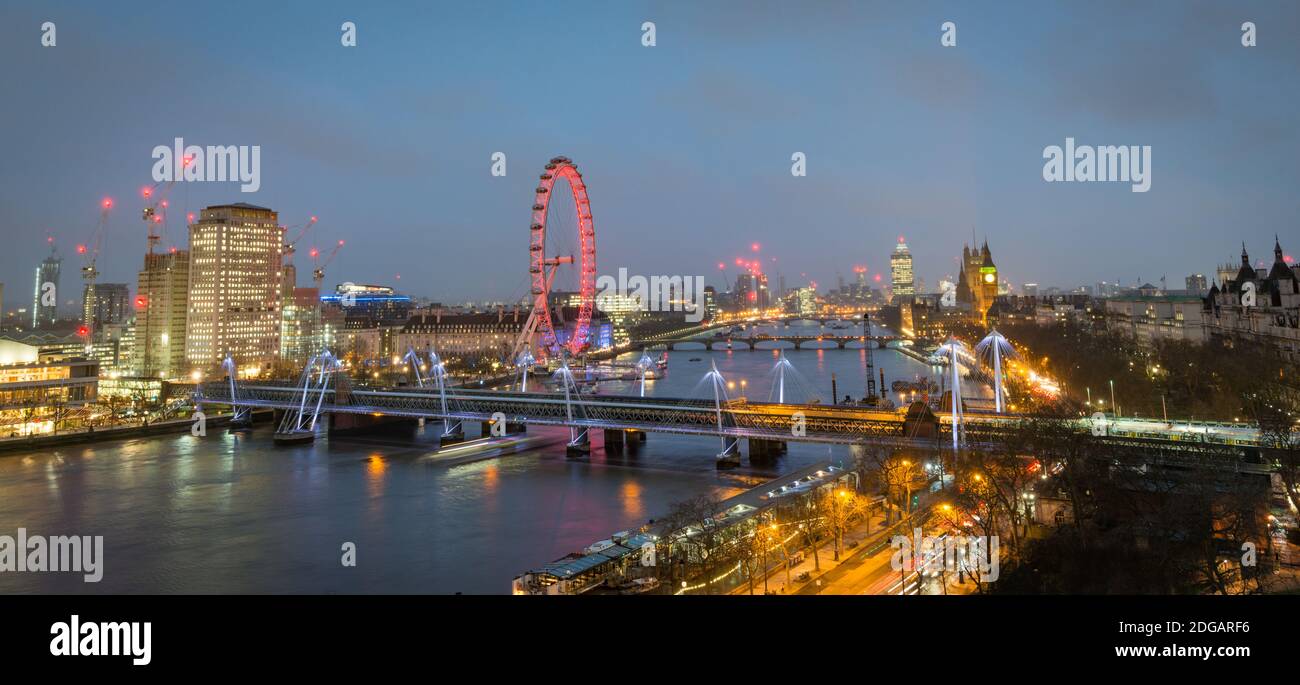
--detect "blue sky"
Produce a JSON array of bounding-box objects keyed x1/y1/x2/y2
[{"x1": 2, "y1": 0, "x2": 1297, "y2": 305}]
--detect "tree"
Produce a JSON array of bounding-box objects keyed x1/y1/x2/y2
[
  {"x1": 854, "y1": 444, "x2": 924, "y2": 524},
  {"x1": 818, "y1": 487, "x2": 870, "y2": 561},
  {"x1": 657, "y1": 494, "x2": 726, "y2": 594},
  {"x1": 49, "y1": 397, "x2": 72, "y2": 435}
]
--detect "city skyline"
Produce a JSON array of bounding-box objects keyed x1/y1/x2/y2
[{"x1": 3, "y1": 1, "x2": 1298, "y2": 304}]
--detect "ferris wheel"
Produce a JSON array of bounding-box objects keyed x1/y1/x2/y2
[{"x1": 513, "y1": 156, "x2": 597, "y2": 361}]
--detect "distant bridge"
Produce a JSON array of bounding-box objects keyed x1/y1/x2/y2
[{"x1": 647, "y1": 334, "x2": 902, "y2": 351}]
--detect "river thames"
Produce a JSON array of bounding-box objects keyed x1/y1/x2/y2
[{"x1": 0, "y1": 327, "x2": 940, "y2": 594}]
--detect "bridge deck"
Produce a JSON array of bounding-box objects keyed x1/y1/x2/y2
[{"x1": 195, "y1": 381, "x2": 1270, "y2": 473}]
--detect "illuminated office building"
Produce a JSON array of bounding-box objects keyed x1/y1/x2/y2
[{"x1": 185, "y1": 203, "x2": 283, "y2": 376}]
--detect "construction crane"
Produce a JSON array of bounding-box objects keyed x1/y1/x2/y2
[
  {"x1": 139, "y1": 154, "x2": 191, "y2": 377},
  {"x1": 311, "y1": 239, "x2": 345, "y2": 292},
  {"x1": 77, "y1": 197, "x2": 113, "y2": 339},
  {"x1": 282, "y1": 215, "x2": 318, "y2": 265}
]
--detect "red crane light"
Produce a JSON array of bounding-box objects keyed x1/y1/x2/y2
[
  {"x1": 135, "y1": 295, "x2": 148, "y2": 308},
  {"x1": 102, "y1": 198, "x2": 113, "y2": 209},
  {"x1": 76, "y1": 325, "x2": 89, "y2": 337}
]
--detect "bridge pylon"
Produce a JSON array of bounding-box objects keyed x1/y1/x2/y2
[
  {"x1": 273, "y1": 350, "x2": 342, "y2": 445},
  {"x1": 222, "y1": 354, "x2": 253, "y2": 430}
]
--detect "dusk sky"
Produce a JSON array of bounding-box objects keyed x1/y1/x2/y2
[{"x1": 2, "y1": 1, "x2": 1298, "y2": 306}]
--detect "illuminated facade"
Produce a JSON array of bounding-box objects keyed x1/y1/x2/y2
[
  {"x1": 185, "y1": 203, "x2": 283, "y2": 375},
  {"x1": 135, "y1": 250, "x2": 190, "y2": 379},
  {"x1": 32, "y1": 249, "x2": 61, "y2": 329},
  {"x1": 1203, "y1": 239, "x2": 1300, "y2": 362},
  {"x1": 0, "y1": 340, "x2": 98, "y2": 437},
  {"x1": 956, "y1": 241, "x2": 998, "y2": 321},
  {"x1": 280, "y1": 287, "x2": 321, "y2": 364},
  {"x1": 890, "y1": 238, "x2": 914, "y2": 302},
  {"x1": 396, "y1": 311, "x2": 524, "y2": 359}
]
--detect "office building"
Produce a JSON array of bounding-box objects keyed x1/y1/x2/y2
[
  {"x1": 32, "y1": 248, "x2": 61, "y2": 329},
  {"x1": 82, "y1": 282, "x2": 130, "y2": 335},
  {"x1": 185, "y1": 203, "x2": 283, "y2": 375},
  {"x1": 889, "y1": 237, "x2": 914, "y2": 302},
  {"x1": 135, "y1": 250, "x2": 189, "y2": 379}
]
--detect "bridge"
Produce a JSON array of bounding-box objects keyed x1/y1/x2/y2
[
  {"x1": 195, "y1": 379, "x2": 1270, "y2": 474},
  {"x1": 632, "y1": 313, "x2": 889, "y2": 345},
  {"x1": 646, "y1": 334, "x2": 902, "y2": 351}
]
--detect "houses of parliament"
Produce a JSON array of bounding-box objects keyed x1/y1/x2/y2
[{"x1": 957, "y1": 240, "x2": 999, "y2": 321}]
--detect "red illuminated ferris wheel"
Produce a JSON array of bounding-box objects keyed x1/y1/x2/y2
[{"x1": 514, "y1": 156, "x2": 597, "y2": 360}]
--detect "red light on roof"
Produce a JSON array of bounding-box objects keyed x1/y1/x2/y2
[
  {"x1": 76, "y1": 325, "x2": 89, "y2": 337},
  {"x1": 898, "y1": 235, "x2": 905, "y2": 243},
  {"x1": 102, "y1": 198, "x2": 113, "y2": 209},
  {"x1": 873, "y1": 274, "x2": 882, "y2": 282},
  {"x1": 187, "y1": 213, "x2": 195, "y2": 222},
  {"x1": 751, "y1": 242, "x2": 761, "y2": 252},
  {"x1": 76, "y1": 244, "x2": 87, "y2": 254}
]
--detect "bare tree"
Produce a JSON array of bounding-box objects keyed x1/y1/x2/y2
[{"x1": 818, "y1": 487, "x2": 870, "y2": 561}]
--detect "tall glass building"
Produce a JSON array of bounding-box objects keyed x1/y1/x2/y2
[{"x1": 889, "y1": 236, "x2": 914, "y2": 302}]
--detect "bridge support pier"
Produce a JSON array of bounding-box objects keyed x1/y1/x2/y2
[
  {"x1": 328, "y1": 413, "x2": 420, "y2": 437},
  {"x1": 748, "y1": 438, "x2": 787, "y2": 462},
  {"x1": 603, "y1": 428, "x2": 646, "y2": 454},
  {"x1": 439, "y1": 429, "x2": 466, "y2": 447},
  {"x1": 479, "y1": 419, "x2": 527, "y2": 438},
  {"x1": 566, "y1": 431, "x2": 591, "y2": 459},
  {"x1": 716, "y1": 438, "x2": 741, "y2": 468}
]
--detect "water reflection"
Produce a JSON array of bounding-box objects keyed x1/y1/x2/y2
[{"x1": 0, "y1": 334, "x2": 935, "y2": 594}]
